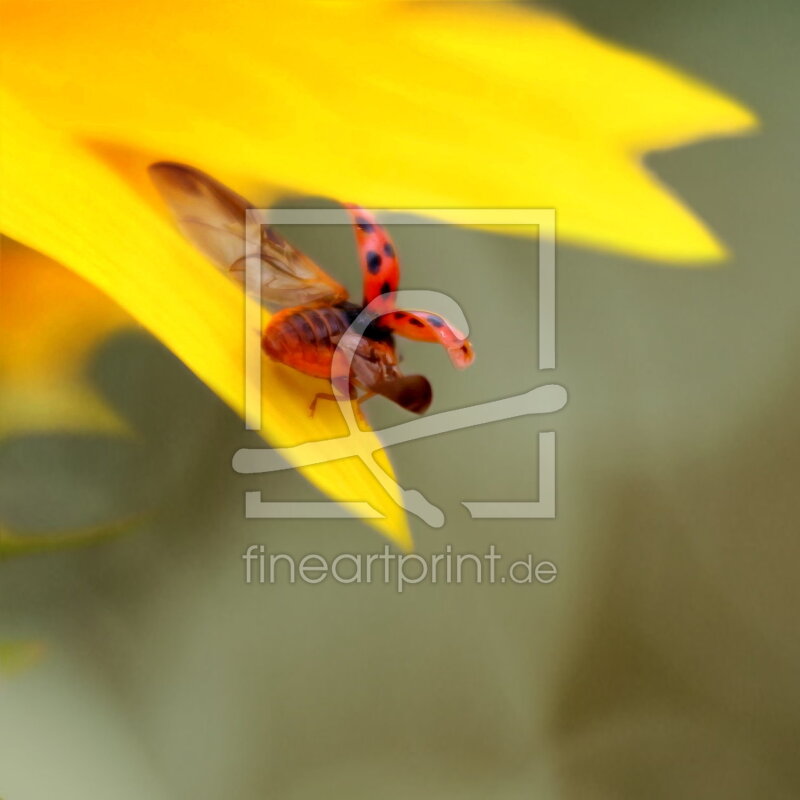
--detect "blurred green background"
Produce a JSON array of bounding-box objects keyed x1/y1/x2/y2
[{"x1": 2, "y1": 0, "x2": 799, "y2": 797}]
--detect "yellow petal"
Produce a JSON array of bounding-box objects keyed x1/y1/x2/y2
[
  {"x1": 0, "y1": 0, "x2": 756, "y2": 261},
  {"x1": 0, "y1": 238, "x2": 131, "y2": 437},
  {"x1": 0, "y1": 90, "x2": 411, "y2": 549}
]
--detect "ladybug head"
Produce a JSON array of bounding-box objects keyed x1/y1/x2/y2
[{"x1": 373, "y1": 375, "x2": 433, "y2": 414}]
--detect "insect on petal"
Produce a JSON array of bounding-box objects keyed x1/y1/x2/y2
[{"x1": 0, "y1": 89, "x2": 413, "y2": 550}]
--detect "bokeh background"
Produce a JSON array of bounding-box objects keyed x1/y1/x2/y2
[{"x1": 2, "y1": 0, "x2": 799, "y2": 797}]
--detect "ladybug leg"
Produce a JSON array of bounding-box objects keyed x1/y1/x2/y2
[
  {"x1": 308, "y1": 392, "x2": 338, "y2": 417},
  {"x1": 308, "y1": 391, "x2": 376, "y2": 420},
  {"x1": 308, "y1": 379, "x2": 356, "y2": 417},
  {"x1": 346, "y1": 390, "x2": 377, "y2": 429}
]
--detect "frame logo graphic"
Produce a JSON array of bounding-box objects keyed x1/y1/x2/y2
[{"x1": 232, "y1": 208, "x2": 567, "y2": 527}]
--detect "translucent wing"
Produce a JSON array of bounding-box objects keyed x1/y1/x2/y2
[
  {"x1": 149, "y1": 162, "x2": 348, "y2": 307},
  {"x1": 344, "y1": 204, "x2": 400, "y2": 309},
  {"x1": 379, "y1": 310, "x2": 474, "y2": 369}
]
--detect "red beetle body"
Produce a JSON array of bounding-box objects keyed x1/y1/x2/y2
[{"x1": 150, "y1": 163, "x2": 474, "y2": 415}]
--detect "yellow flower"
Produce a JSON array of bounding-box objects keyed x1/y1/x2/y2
[{"x1": 0, "y1": 0, "x2": 756, "y2": 549}]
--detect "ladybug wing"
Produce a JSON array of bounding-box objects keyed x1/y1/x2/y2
[
  {"x1": 149, "y1": 162, "x2": 348, "y2": 308},
  {"x1": 344, "y1": 204, "x2": 400, "y2": 309},
  {"x1": 379, "y1": 310, "x2": 475, "y2": 369}
]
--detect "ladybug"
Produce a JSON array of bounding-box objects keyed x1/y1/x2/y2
[{"x1": 150, "y1": 163, "x2": 474, "y2": 415}]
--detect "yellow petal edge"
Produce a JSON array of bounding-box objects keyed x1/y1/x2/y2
[{"x1": 0, "y1": 0, "x2": 757, "y2": 262}]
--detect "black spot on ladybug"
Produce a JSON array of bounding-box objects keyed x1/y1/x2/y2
[
  {"x1": 394, "y1": 311, "x2": 407, "y2": 320},
  {"x1": 409, "y1": 317, "x2": 424, "y2": 328},
  {"x1": 383, "y1": 242, "x2": 395, "y2": 258},
  {"x1": 366, "y1": 251, "x2": 382, "y2": 274},
  {"x1": 380, "y1": 280, "x2": 392, "y2": 295},
  {"x1": 356, "y1": 217, "x2": 374, "y2": 233},
  {"x1": 427, "y1": 316, "x2": 444, "y2": 328},
  {"x1": 461, "y1": 344, "x2": 469, "y2": 353}
]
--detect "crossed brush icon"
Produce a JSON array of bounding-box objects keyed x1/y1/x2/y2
[
  {"x1": 233, "y1": 281, "x2": 565, "y2": 527},
  {"x1": 233, "y1": 382, "x2": 568, "y2": 527}
]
